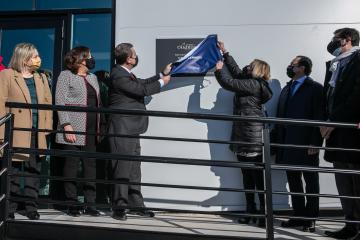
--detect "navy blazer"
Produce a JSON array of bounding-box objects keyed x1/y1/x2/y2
[
  {"x1": 107, "y1": 65, "x2": 161, "y2": 135},
  {"x1": 273, "y1": 77, "x2": 324, "y2": 165}
]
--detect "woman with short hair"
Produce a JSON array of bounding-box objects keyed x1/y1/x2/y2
[
  {"x1": 55, "y1": 46, "x2": 101, "y2": 217},
  {"x1": 0, "y1": 43, "x2": 52, "y2": 220},
  {"x1": 215, "y1": 41, "x2": 273, "y2": 227}
]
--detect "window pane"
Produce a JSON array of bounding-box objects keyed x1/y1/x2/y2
[
  {"x1": 72, "y1": 14, "x2": 112, "y2": 72},
  {"x1": 36, "y1": 0, "x2": 112, "y2": 10},
  {"x1": 0, "y1": 0, "x2": 33, "y2": 11},
  {"x1": 0, "y1": 28, "x2": 55, "y2": 71}
]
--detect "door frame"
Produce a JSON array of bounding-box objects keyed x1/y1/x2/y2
[{"x1": 0, "y1": 6, "x2": 115, "y2": 78}]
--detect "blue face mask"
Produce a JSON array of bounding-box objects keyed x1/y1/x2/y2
[
  {"x1": 327, "y1": 39, "x2": 343, "y2": 57},
  {"x1": 332, "y1": 47, "x2": 342, "y2": 57}
]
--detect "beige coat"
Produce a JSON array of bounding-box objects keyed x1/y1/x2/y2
[{"x1": 0, "y1": 69, "x2": 53, "y2": 161}]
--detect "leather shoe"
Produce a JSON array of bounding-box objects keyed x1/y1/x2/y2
[
  {"x1": 302, "y1": 221, "x2": 315, "y2": 233},
  {"x1": 257, "y1": 218, "x2": 266, "y2": 228},
  {"x1": 129, "y1": 209, "x2": 155, "y2": 217},
  {"x1": 112, "y1": 210, "x2": 127, "y2": 221},
  {"x1": 83, "y1": 207, "x2": 101, "y2": 217},
  {"x1": 281, "y1": 219, "x2": 304, "y2": 228},
  {"x1": 324, "y1": 225, "x2": 358, "y2": 239},
  {"x1": 26, "y1": 211, "x2": 40, "y2": 220},
  {"x1": 8, "y1": 213, "x2": 15, "y2": 220},
  {"x1": 350, "y1": 232, "x2": 360, "y2": 240},
  {"x1": 237, "y1": 216, "x2": 257, "y2": 224},
  {"x1": 67, "y1": 208, "x2": 81, "y2": 217}
]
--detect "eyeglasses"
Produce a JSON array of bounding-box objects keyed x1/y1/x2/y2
[{"x1": 129, "y1": 56, "x2": 137, "y2": 59}]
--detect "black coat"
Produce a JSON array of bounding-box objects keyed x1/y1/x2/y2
[
  {"x1": 273, "y1": 77, "x2": 324, "y2": 166},
  {"x1": 215, "y1": 53, "x2": 273, "y2": 155},
  {"x1": 107, "y1": 65, "x2": 161, "y2": 135},
  {"x1": 324, "y1": 50, "x2": 360, "y2": 163}
]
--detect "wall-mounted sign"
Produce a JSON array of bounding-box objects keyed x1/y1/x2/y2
[{"x1": 156, "y1": 38, "x2": 205, "y2": 75}]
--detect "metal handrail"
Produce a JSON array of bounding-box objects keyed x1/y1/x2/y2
[
  {"x1": 5, "y1": 102, "x2": 358, "y2": 128},
  {"x1": 4, "y1": 102, "x2": 360, "y2": 240},
  {"x1": 0, "y1": 113, "x2": 13, "y2": 240},
  {"x1": 12, "y1": 147, "x2": 265, "y2": 169},
  {"x1": 0, "y1": 114, "x2": 12, "y2": 126},
  {"x1": 9, "y1": 173, "x2": 266, "y2": 194}
]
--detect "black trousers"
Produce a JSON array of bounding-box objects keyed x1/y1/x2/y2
[
  {"x1": 9, "y1": 131, "x2": 41, "y2": 214},
  {"x1": 286, "y1": 165, "x2": 319, "y2": 218},
  {"x1": 238, "y1": 155, "x2": 265, "y2": 210},
  {"x1": 62, "y1": 143, "x2": 96, "y2": 204},
  {"x1": 109, "y1": 136, "x2": 144, "y2": 209},
  {"x1": 333, "y1": 161, "x2": 360, "y2": 227}
]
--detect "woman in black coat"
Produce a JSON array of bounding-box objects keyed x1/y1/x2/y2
[{"x1": 215, "y1": 42, "x2": 272, "y2": 227}]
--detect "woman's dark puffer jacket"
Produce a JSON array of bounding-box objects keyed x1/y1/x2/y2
[{"x1": 214, "y1": 53, "x2": 273, "y2": 155}]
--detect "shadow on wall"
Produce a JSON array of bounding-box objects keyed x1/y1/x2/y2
[
  {"x1": 185, "y1": 77, "x2": 288, "y2": 211},
  {"x1": 187, "y1": 77, "x2": 244, "y2": 211},
  {"x1": 264, "y1": 79, "x2": 288, "y2": 210}
]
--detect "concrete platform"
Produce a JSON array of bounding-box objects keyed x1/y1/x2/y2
[{"x1": 7, "y1": 210, "x2": 345, "y2": 240}]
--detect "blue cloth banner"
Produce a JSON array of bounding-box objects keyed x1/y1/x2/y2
[{"x1": 170, "y1": 34, "x2": 222, "y2": 75}]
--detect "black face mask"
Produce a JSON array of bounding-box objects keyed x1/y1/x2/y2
[
  {"x1": 242, "y1": 65, "x2": 252, "y2": 78},
  {"x1": 286, "y1": 65, "x2": 295, "y2": 78},
  {"x1": 85, "y1": 57, "x2": 95, "y2": 70},
  {"x1": 327, "y1": 40, "x2": 342, "y2": 56},
  {"x1": 133, "y1": 56, "x2": 139, "y2": 68}
]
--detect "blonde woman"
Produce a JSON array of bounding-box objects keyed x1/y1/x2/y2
[
  {"x1": 215, "y1": 41, "x2": 272, "y2": 227},
  {"x1": 0, "y1": 43, "x2": 52, "y2": 220}
]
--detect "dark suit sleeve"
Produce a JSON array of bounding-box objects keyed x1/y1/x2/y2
[
  {"x1": 310, "y1": 83, "x2": 325, "y2": 146},
  {"x1": 111, "y1": 70, "x2": 161, "y2": 97},
  {"x1": 214, "y1": 68, "x2": 258, "y2": 95},
  {"x1": 138, "y1": 74, "x2": 161, "y2": 84},
  {"x1": 223, "y1": 53, "x2": 246, "y2": 79},
  {"x1": 329, "y1": 66, "x2": 360, "y2": 122}
]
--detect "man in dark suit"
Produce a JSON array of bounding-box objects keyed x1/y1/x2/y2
[
  {"x1": 321, "y1": 28, "x2": 360, "y2": 239},
  {"x1": 273, "y1": 56, "x2": 324, "y2": 232},
  {"x1": 107, "y1": 43, "x2": 171, "y2": 220}
]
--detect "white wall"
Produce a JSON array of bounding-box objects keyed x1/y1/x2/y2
[{"x1": 115, "y1": 0, "x2": 360, "y2": 211}]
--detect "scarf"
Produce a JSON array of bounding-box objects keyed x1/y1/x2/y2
[{"x1": 329, "y1": 46, "x2": 360, "y2": 87}]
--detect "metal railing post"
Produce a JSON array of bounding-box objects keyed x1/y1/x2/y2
[
  {"x1": 3, "y1": 114, "x2": 14, "y2": 226},
  {"x1": 263, "y1": 128, "x2": 274, "y2": 240}
]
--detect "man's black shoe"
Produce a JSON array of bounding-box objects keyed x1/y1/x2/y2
[
  {"x1": 8, "y1": 213, "x2": 15, "y2": 220},
  {"x1": 350, "y1": 232, "x2": 360, "y2": 240},
  {"x1": 129, "y1": 209, "x2": 155, "y2": 217},
  {"x1": 112, "y1": 210, "x2": 127, "y2": 221},
  {"x1": 324, "y1": 225, "x2": 358, "y2": 239},
  {"x1": 302, "y1": 221, "x2": 315, "y2": 233},
  {"x1": 257, "y1": 218, "x2": 266, "y2": 228},
  {"x1": 67, "y1": 208, "x2": 81, "y2": 217},
  {"x1": 83, "y1": 207, "x2": 101, "y2": 217},
  {"x1": 281, "y1": 219, "x2": 304, "y2": 228},
  {"x1": 26, "y1": 211, "x2": 40, "y2": 220}
]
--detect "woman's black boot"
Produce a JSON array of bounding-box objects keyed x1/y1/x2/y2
[{"x1": 238, "y1": 204, "x2": 257, "y2": 224}]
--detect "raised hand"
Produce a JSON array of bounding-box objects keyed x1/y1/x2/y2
[
  {"x1": 162, "y1": 75, "x2": 171, "y2": 85},
  {"x1": 217, "y1": 41, "x2": 227, "y2": 54},
  {"x1": 216, "y1": 61, "x2": 224, "y2": 70},
  {"x1": 162, "y1": 63, "x2": 172, "y2": 76}
]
